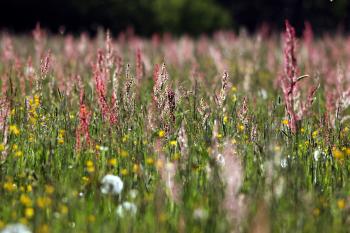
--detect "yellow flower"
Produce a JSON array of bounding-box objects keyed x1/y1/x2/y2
[
  {"x1": 59, "y1": 204, "x2": 69, "y2": 215},
  {"x1": 223, "y1": 116, "x2": 228, "y2": 124},
  {"x1": 237, "y1": 124, "x2": 245, "y2": 132},
  {"x1": 158, "y1": 130, "x2": 165, "y2": 138},
  {"x1": 333, "y1": 148, "x2": 344, "y2": 160},
  {"x1": 300, "y1": 128, "x2": 305, "y2": 133},
  {"x1": 312, "y1": 130, "x2": 318, "y2": 139},
  {"x1": 122, "y1": 135, "x2": 129, "y2": 142},
  {"x1": 37, "y1": 224, "x2": 49, "y2": 233},
  {"x1": 174, "y1": 153, "x2": 180, "y2": 161},
  {"x1": 345, "y1": 148, "x2": 350, "y2": 156},
  {"x1": 88, "y1": 215, "x2": 96, "y2": 223},
  {"x1": 169, "y1": 140, "x2": 177, "y2": 146},
  {"x1": 25, "y1": 207, "x2": 34, "y2": 219},
  {"x1": 82, "y1": 176, "x2": 90, "y2": 185},
  {"x1": 217, "y1": 133, "x2": 223, "y2": 139},
  {"x1": 19, "y1": 218, "x2": 28, "y2": 225},
  {"x1": 27, "y1": 185, "x2": 33, "y2": 192},
  {"x1": 15, "y1": 151, "x2": 23, "y2": 157},
  {"x1": 231, "y1": 86, "x2": 237, "y2": 92},
  {"x1": 133, "y1": 164, "x2": 140, "y2": 173},
  {"x1": 86, "y1": 160, "x2": 95, "y2": 173},
  {"x1": 36, "y1": 197, "x2": 52, "y2": 208},
  {"x1": 20, "y1": 194, "x2": 32, "y2": 207},
  {"x1": 108, "y1": 158, "x2": 117, "y2": 166},
  {"x1": 0, "y1": 143, "x2": 4, "y2": 152},
  {"x1": 58, "y1": 139, "x2": 64, "y2": 144},
  {"x1": 45, "y1": 185, "x2": 54, "y2": 195},
  {"x1": 121, "y1": 168, "x2": 128, "y2": 176},
  {"x1": 282, "y1": 119, "x2": 289, "y2": 126},
  {"x1": 120, "y1": 150, "x2": 128, "y2": 158},
  {"x1": 12, "y1": 144, "x2": 18, "y2": 151},
  {"x1": 146, "y1": 158, "x2": 154, "y2": 165},
  {"x1": 3, "y1": 181, "x2": 16, "y2": 192},
  {"x1": 337, "y1": 199, "x2": 346, "y2": 209},
  {"x1": 9, "y1": 125, "x2": 20, "y2": 135}
]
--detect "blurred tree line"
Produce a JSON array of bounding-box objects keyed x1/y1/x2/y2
[{"x1": 0, "y1": 0, "x2": 349, "y2": 35}]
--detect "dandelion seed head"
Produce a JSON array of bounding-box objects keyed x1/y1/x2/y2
[
  {"x1": 116, "y1": 202, "x2": 137, "y2": 217},
  {"x1": 0, "y1": 223, "x2": 31, "y2": 233},
  {"x1": 100, "y1": 174, "x2": 124, "y2": 195}
]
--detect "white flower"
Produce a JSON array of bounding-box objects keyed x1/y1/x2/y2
[
  {"x1": 0, "y1": 223, "x2": 31, "y2": 233},
  {"x1": 116, "y1": 201, "x2": 137, "y2": 217},
  {"x1": 314, "y1": 149, "x2": 320, "y2": 161},
  {"x1": 128, "y1": 189, "x2": 138, "y2": 199},
  {"x1": 100, "y1": 174, "x2": 123, "y2": 195},
  {"x1": 216, "y1": 153, "x2": 225, "y2": 166},
  {"x1": 193, "y1": 208, "x2": 208, "y2": 220},
  {"x1": 99, "y1": 146, "x2": 109, "y2": 152},
  {"x1": 280, "y1": 158, "x2": 288, "y2": 168}
]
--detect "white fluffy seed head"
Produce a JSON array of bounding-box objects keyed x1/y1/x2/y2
[{"x1": 100, "y1": 174, "x2": 124, "y2": 195}]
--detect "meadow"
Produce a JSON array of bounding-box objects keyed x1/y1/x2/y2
[{"x1": 1, "y1": 22, "x2": 350, "y2": 233}]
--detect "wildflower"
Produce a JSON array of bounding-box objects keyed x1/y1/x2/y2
[
  {"x1": 346, "y1": 148, "x2": 350, "y2": 156},
  {"x1": 282, "y1": 119, "x2": 289, "y2": 126},
  {"x1": 86, "y1": 160, "x2": 95, "y2": 173},
  {"x1": 20, "y1": 194, "x2": 32, "y2": 207},
  {"x1": 129, "y1": 189, "x2": 138, "y2": 199},
  {"x1": 36, "y1": 197, "x2": 52, "y2": 209},
  {"x1": 26, "y1": 185, "x2": 32, "y2": 193},
  {"x1": 300, "y1": 128, "x2": 305, "y2": 133},
  {"x1": 37, "y1": 224, "x2": 49, "y2": 233},
  {"x1": 9, "y1": 125, "x2": 20, "y2": 135},
  {"x1": 14, "y1": 151, "x2": 23, "y2": 157},
  {"x1": 132, "y1": 164, "x2": 140, "y2": 173},
  {"x1": 0, "y1": 143, "x2": 5, "y2": 152},
  {"x1": 116, "y1": 202, "x2": 137, "y2": 217},
  {"x1": 3, "y1": 181, "x2": 16, "y2": 192},
  {"x1": 121, "y1": 169, "x2": 128, "y2": 176},
  {"x1": 193, "y1": 208, "x2": 209, "y2": 220},
  {"x1": 45, "y1": 185, "x2": 54, "y2": 195},
  {"x1": 108, "y1": 158, "x2": 117, "y2": 166},
  {"x1": 169, "y1": 140, "x2": 177, "y2": 146},
  {"x1": 223, "y1": 116, "x2": 228, "y2": 124},
  {"x1": 280, "y1": 20, "x2": 318, "y2": 133},
  {"x1": 313, "y1": 149, "x2": 321, "y2": 161},
  {"x1": 100, "y1": 174, "x2": 123, "y2": 195},
  {"x1": 59, "y1": 205, "x2": 68, "y2": 215},
  {"x1": 237, "y1": 124, "x2": 245, "y2": 132},
  {"x1": 75, "y1": 103, "x2": 91, "y2": 150},
  {"x1": 120, "y1": 150, "x2": 128, "y2": 158},
  {"x1": 337, "y1": 199, "x2": 346, "y2": 209},
  {"x1": 231, "y1": 86, "x2": 237, "y2": 92},
  {"x1": 82, "y1": 176, "x2": 90, "y2": 185},
  {"x1": 333, "y1": 148, "x2": 344, "y2": 160},
  {"x1": 158, "y1": 130, "x2": 165, "y2": 138},
  {"x1": 24, "y1": 208, "x2": 34, "y2": 219},
  {"x1": 312, "y1": 130, "x2": 318, "y2": 139},
  {"x1": 0, "y1": 223, "x2": 31, "y2": 233},
  {"x1": 146, "y1": 158, "x2": 154, "y2": 165},
  {"x1": 87, "y1": 215, "x2": 96, "y2": 223}
]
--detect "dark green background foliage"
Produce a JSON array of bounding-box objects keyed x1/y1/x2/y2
[{"x1": 0, "y1": 0, "x2": 349, "y2": 35}]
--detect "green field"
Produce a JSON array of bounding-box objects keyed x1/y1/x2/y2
[{"x1": 1, "y1": 24, "x2": 350, "y2": 233}]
